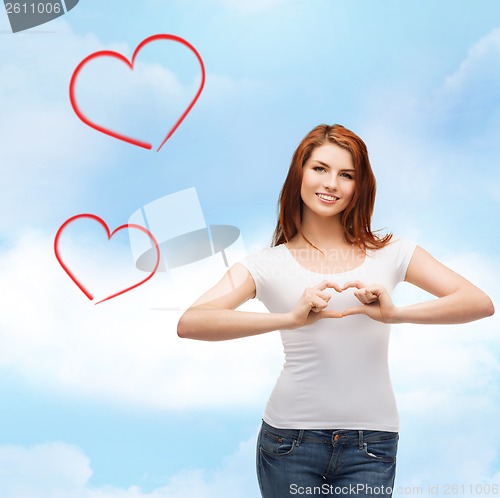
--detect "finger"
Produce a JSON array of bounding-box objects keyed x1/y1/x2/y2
[
  {"x1": 342, "y1": 280, "x2": 366, "y2": 291},
  {"x1": 315, "y1": 280, "x2": 343, "y2": 293},
  {"x1": 364, "y1": 289, "x2": 380, "y2": 302},
  {"x1": 309, "y1": 295, "x2": 329, "y2": 312},
  {"x1": 305, "y1": 290, "x2": 330, "y2": 306},
  {"x1": 353, "y1": 288, "x2": 373, "y2": 305},
  {"x1": 355, "y1": 289, "x2": 378, "y2": 305},
  {"x1": 341, "y1": 306, "x2": 367, "y2": 317},
  {"x1": 317, "y1": 309, "x2": 343, "y2": 319},
  {"x1": 363, "y1": 285, "x2": 382, "y2": 296},
  {"x1": 313, "y1": 290, "x2": 332, "y2": 302},
  {"x1": 315, "y1": 280, "x2": 342, "y2": 293}
]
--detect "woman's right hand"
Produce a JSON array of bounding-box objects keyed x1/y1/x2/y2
[{"x1": 287, "y1": 280, "x2": 343, "y2": 329}]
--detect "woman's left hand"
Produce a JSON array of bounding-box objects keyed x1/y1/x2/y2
[{"x1": 341, "y1": 281, "x2": 398, "y2": 323}]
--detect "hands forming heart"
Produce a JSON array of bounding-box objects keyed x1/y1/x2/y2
[
  {"x1": 341, "y1": 280, "x2": 398, "y2": 324},
  {"x1": 288, "y1": 280, "x2": 397, "y2": 328}
]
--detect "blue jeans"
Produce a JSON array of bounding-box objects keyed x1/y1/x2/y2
[{"x1": 256, "y1": 420, "x2": 398, "y2": 497}]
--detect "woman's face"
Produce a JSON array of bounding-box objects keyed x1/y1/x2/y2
[{"x1": 300, "y1": 143, "x2": 356, "y2": 220}]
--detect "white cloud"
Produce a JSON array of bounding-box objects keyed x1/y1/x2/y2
[
  {"x1": 361, "y1": 27, "x2": 500, "y2": 248},
  {"x1": 2, "y1": 226, "x2": 500, "y2": 492},
  {"x1": 387, "y1": 251, "x2": 500, "y2": 490},
  {"x1": 0, "y1": 22, "x2": 124, "y2": 234},
  {"x1": 1, "y1": 229, "x2": 499, "y2": 494},
  {"x1": 427, "y1": 27, "x2": 500, "y2": 153},
  {"x1": 0, "y1": 16, "x2": 283, "y2": 413},
  {"x1": 390, "y1": 250, "x2": 500, "y2": 393},
  {"x1": 0, "y1": 229, "x2": 283, "y2": 410},
  {"x1": 1, "y1": 21, "x2": 500, "y2": 494},
  {"x1": 2, "y1": 410, "x2": 500, "y2": 498},
  {"x1": 440, "y1": 28, "x2": 500, "y2": 109},
  {"x1": 390, "y1": 322, "x2": 500, "y2": 492},
  {"x1": 147, "y1": 435, "x2": 259, "y2": 498},
  {"x1": 1, "y1": 228, "x2": 498, "y2": 414},
  {"x1": 0, "y1": 436, "x2": 260, "y2": 498},
  {"x1": 0, "y1": 442, "x2": 92, "y2": 498},
  {"x1": 0, "y1": 18, "x2": 273, "y2": 241},
  {"x1": 0, "y1": 21, "x2": 211, "y2": 235},
  {"x1": 364, "y1": 26, "x2": 500, "y2": 142}
]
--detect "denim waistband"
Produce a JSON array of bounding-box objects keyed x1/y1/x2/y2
[{"x1": 261, "y1": 420, "x2": 398, "y2": 448}]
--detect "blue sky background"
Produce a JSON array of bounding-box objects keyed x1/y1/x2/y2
[{"x1": 0, "y1": 0, "x2": 499, "y2": 496}]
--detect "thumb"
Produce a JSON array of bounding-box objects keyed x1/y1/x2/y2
[
  {"x1": 341, "y1": 306, "x2": 366, "y2": 317},
  {"x1": 318, "y1": 309, "x2": 343, "y2": 319}
]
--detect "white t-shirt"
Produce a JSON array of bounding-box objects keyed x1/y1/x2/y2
[{"x1": 240, "y1": 238, "x2": 417, "y2": 431}]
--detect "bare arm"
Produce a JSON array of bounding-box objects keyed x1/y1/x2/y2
[
  {"x1": 396, "y1": 245, "x2": 494, "y2": 323},
  {"x1": 177, "y1": 263, "x2": 342, "y2": 341},
  {"x1": 342, "y1": 246, "x2": 494, "y2": 324}
]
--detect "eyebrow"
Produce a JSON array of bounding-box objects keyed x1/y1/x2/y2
[{"x1": 314, "y1": 160, "x2": 355, "y2": 172}]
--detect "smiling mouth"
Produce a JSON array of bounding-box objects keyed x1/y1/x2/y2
[{"x1": 316, "y1": 193, "x2": 340, "y2": 202}]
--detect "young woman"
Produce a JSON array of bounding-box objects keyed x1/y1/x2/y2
[{"x1": 177, "y1": 124, "x2": 494, "y2": 497}]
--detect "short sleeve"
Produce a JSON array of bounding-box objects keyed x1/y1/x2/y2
[
  {"x1": 391, "y1": 238, "x2": 417, "y2": 283},
  {"x1": 238, "y1": 249, "x2": 270, "y2": 301}
]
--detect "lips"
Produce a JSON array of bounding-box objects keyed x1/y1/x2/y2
[{"x1": 316, "y1": 193, "x2": 340, "y2": 202}]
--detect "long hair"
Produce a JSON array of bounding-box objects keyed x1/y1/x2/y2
[{"x1": 272, "y1": 124, "x2": 392, "y2": 251}]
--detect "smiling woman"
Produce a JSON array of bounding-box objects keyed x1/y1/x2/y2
[
  {"x1": 177, "y1": 123, "x2": 494, "y2": 498},
  {"x1": 300, "y1": 144, "x2": 356, "y2": 223}
]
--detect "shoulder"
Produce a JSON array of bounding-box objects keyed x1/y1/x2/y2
[
  {"x1": 369, "y1": 236, "x2": 418, "y2": 282},
  {"x1": 238, "y1": 244, "x2": 289, "y2": 282},
  {"x1": 240, "y1": 244, "x2": 288, "y2": 266},
  {"x1": 237, "y1": 245, "x2": 289, "y2": 300},
  {"x1": 374, "y1": 237, "x2": 417, "y2": 258}
]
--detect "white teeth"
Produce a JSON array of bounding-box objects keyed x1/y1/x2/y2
[{"x1": 317, "y1": 193, "x2": 338, "y2": 201}]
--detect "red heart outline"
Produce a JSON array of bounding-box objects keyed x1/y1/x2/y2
[
  {"x1": 54, "y1": 214, "x2": 160, "y2": 305},
  {"x1": 69, "y1": 34, "x2": 206, "y2": 151}
]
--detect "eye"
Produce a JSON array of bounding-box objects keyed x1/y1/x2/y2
[
  {"x1": 313, "y1": 166, "x2": 327, "y2": 173},
  {"x1": 340, "y1": 172, "x2": 354, "y2": 180}
]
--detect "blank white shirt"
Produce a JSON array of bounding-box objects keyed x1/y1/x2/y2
[{"x1": 240, "y1": 238, "x2": 417, "y2": 431}]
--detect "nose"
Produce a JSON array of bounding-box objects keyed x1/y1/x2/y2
[{"x1": 323, "y1": 172, "x2": 338, "y2": 190}]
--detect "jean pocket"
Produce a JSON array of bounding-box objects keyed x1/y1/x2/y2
[
  {"x1": 259, "y1": 427, "x2": 296, "y2": 457},
  {"x1": 362, "y1": 432, "x2": 398, "y2": 463}
]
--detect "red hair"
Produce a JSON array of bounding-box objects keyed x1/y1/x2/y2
[{"x1": 272, "y1": 124, "x2": 391, "y2": 251}]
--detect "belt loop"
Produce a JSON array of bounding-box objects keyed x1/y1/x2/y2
[
  {"x1": 296, "y1": 429, "x2": 304, "y2": 447},
  {"x1": 358, "y1": 430, "x2": 363, "y2": 449}
]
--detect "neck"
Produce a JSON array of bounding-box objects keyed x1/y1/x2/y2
[{"x1": 300, "y1": 209, "x2": 347, "y2": 249}]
